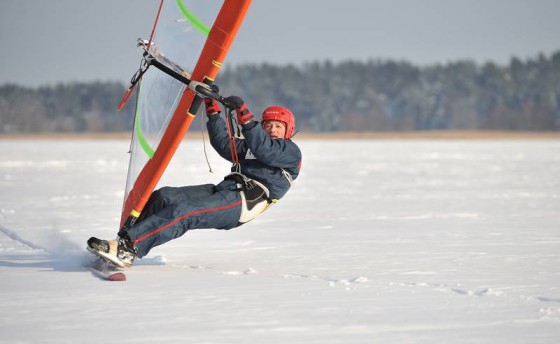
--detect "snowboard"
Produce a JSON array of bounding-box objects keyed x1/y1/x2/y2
[{"x1": 87, "y1": 248, "x2": 127, "y2": 281}]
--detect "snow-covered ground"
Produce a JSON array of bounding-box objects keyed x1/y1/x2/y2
[{"x1": 1, "y1": 138, "x2": 559, "y2": 343}]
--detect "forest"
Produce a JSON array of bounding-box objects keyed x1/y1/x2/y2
[{"x1": 1, "y1": 51, "x2": 559, "y2": 133}]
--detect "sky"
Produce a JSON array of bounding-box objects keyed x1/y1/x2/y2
[{"x1": 1, "y1": 0, "x2": 559, "y2": 87}]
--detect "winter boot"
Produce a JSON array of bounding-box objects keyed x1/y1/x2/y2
[{"x1": 87, "y1": 236, "x2": 137, "y2": 267}]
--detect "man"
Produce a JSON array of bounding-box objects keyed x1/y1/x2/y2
[{"x1": 87, "y1": 94, "x2": 302, "y2": 267}]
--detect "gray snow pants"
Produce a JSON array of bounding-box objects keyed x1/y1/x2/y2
[{"x1": 123, "y1": 179, "x2": 242, "y2": 258}]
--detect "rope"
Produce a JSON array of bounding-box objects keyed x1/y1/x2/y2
[
  {"x1": 225, "y1": 108, "x2": 241, "y2": 173},
  {"x1": 200, "y1": 113, "x2": 213, "y2": 173},
  {"x1": 199, "y1": 105, "x2": 239, "y2": 174}
]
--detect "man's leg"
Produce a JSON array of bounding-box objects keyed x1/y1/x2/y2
[{"x1": 124, "y1": 185, "x2": 242, "y2": 258}]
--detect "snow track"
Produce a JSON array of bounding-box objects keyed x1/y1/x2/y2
[{"x1": 1, "y1": 139, "x2": 560, "y2": 343}]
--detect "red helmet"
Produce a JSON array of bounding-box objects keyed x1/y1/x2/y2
[{"x1": 261, "y1": 106, "x2": 295, "y2": 139}]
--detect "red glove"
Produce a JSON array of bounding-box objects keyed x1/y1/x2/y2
[
  {"x1": 236, "y1": 103, "x2": 254, "y2": 125},
  {"x1": 204, "y1": 98, "x2": 221, "y2": 116},
  {"x1": 225, "y1": 96, "x2": 254, "y2": 125}
]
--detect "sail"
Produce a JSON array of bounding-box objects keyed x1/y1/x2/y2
[{"x1": 120, "y1": 0, "x2": 252, "y2": 229}]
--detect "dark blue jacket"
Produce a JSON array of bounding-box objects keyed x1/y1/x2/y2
[{"x1": 207, "y1": 115, "x2": 302, "y2": 200}]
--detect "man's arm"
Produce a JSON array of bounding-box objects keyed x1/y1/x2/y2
[{"x1": 242, "y1": 122, "x2": 302, "y2": 170}]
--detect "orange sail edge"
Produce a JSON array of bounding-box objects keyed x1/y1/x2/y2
[{"x1": 119, "y1": 0, "x2": 253, "y2": 230}]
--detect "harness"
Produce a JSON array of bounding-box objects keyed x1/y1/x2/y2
[{"x1": 224, "y1": 172, "x2": 277, "y2": 224}]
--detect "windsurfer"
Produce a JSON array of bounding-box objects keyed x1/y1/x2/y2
[{"x1": 88, "y1": 95, "x2": 302, "y2": 266}]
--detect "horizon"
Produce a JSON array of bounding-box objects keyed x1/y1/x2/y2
[{"x1": 1, "y1": 49, "x2": 558, "y2": 89}]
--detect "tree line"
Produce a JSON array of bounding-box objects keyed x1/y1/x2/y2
[
  {"x1": 1, "y1": 51, "x2": 559, "y2": 133},
  {"x1": 0, "y1": 82, "x2": 130, "y2": 133}
]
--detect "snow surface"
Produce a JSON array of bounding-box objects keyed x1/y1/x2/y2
[{"x1": 1, "y1": 138, "x2": 559, "y2": 343}]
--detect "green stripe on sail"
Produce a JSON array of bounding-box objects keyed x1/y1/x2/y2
[
  {"x1": 176, "y1": 0, "x2": 210, "y2": 36},
  {"x1": 134, "y1": 88, "x2": 155, "y2": 159}
]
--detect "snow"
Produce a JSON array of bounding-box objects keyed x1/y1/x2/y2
[{"x1": 1, "y1": 138, "x2": 559, "y2": 343}]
